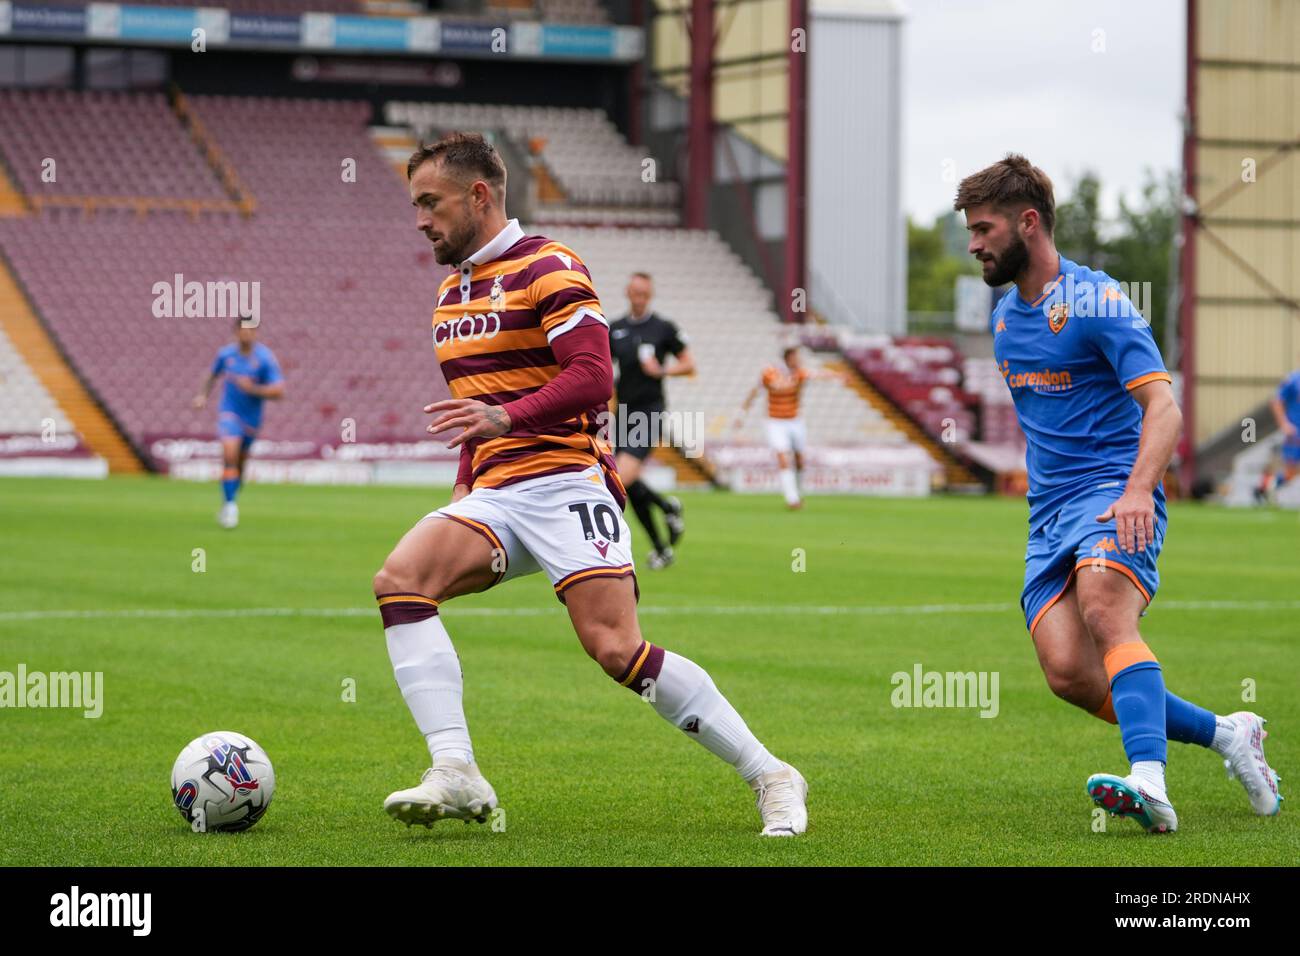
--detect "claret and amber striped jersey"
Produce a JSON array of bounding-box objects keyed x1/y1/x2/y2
[
  {"x1": 432, "y1": 219, "x2": 612, "y2": 490},
  {"x1": 761, "y1": 365, "x2": 811, "y2": 420}
]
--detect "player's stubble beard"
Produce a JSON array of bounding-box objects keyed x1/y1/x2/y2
[
  {"x1": 431, "y1": 200, "x2": 481, "y2": 267},
  {"x1": 981, "y1": 230, "x2": 1030, "y2": 288}
]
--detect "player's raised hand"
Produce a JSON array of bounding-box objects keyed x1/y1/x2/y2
[
  {"x1": 425, "y1": 398, "x2": 512, "y2": 448},
  {"x1": 191, "y1": 394, "x2": 207, "y2": 410},
  {"x1": 1097, "y1": 489, "x2": 1155, "y2": 554}
]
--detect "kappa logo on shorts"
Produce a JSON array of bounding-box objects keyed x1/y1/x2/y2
[{"x1": 1092, "y1": 537, "x2": 1119, "y2": 553}]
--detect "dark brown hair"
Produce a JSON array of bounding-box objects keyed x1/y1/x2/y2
[
  {"x1": 953, "y1": 154, "x2": 1055, "y2": 235},
  {"x1": 407, "y1": 132, "x2": 507, "y2": 200}
]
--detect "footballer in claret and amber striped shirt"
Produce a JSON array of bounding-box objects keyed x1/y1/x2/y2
[
  {"x1": 736, "y1": 346, "x2": 848, "y2": 509},
  {"x1": 761, "y1": 362, "x2": 811, "y2": 420},
  {"x1": 430, "y1": 220, "x2": 619, "y2": 495},
  {"x1": 370, "y1": 132, "x2": 808, "y2": 837}
]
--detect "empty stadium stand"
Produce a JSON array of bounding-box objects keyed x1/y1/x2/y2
[
  {"x1": 0, "y1": 89, "x2": 227, "y2": 204},
  {"x1": 387, "y1": 101, "x2": 681, "y2": 225},
  {"x1": 0, "y1": 87, "x2": 937, "y2": 487}
]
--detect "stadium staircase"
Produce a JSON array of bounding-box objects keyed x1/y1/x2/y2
[
  {"x1": 0, "y1": 162, "x2": 26, "y2": 218},
  {"x1": 171, "y1": 90, "x2": 257, "y2": 215},
  {"x1": 649, "y1": 446, "x2": 723, "y2": 489},
  {"x1": 830, "y1": 356, "x2": 980, "y2": 490},
  {"x1": 0, "y1": 257, "x2": 144, "y2": 473}
]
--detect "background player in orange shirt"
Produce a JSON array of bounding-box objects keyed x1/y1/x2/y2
[{"x1": 736, "y1": 346, "x2": 847, "y2": 508}]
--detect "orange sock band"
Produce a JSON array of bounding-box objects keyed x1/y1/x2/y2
[
  {"x1": 1091, "y1": 692, "x2": 1118, "y2": 724},
  {"x1": 1102, "y1": 641, "x2": 1158, "y2": 682}
]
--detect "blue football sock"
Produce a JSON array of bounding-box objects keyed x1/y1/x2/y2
[
  {"x1": 1165, "y1": 691, "x2": 1216, "y2": 747},
  {"x1": 1110, "y1": 659, "x2": 1168, "y2": 765},
  {"x1": 222, "y1": 476, "x2": 239, "y2": 503}
]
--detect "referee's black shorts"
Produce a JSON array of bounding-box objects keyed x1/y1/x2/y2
[{"x1": 614, "y1": 402, "x2": 663, "y2": 462}]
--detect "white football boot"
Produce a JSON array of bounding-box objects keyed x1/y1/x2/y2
[
  {"x1": 1220, "y1": 712, "x2": 1283, "y2": 816},
  {"x1": 384, "y1": 757, "x2": 498, "y2": 827},
  {"x1": 750, "y1": 762, "x2": 808, "y2": 836},
  {"x1": 1086, "y1": 772, "x2": 1178, "y2": 833},
  {"x1": 218, "y1": 502, "x2": 239, "y2": 529}
]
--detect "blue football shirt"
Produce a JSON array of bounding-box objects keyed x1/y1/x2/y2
[
  {"x1": 211, "y1": 342, "x2": 282, "y2": 430},
  {"x1": 1279, "y1": 370, "x2": 1300, "y2": 431},
  {"x1": 992, "y1": 254, "x2": 1171, "y2": 532}
]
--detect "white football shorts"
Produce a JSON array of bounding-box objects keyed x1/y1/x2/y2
[
  {"x1": 422, "y1": 464, "x2": 637, "y2": 603},
  {"x1": 765, "y1": 417, "x2": 807, "y2": 454}
]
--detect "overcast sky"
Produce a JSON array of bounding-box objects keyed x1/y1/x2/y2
[{"x1": 901, "y1": 0, "x2": 1184, "y2": 225}]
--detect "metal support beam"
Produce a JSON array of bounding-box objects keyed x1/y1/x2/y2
[
  {"x1": 685, "y1": 0, "x2": 715, "y2": 229},
  {"x1": 785, "y1": 0, "x2": 808, "y2": 323},
  {"x1": 1178, "y1": 0, "x2": 1197, "y2": 491}
]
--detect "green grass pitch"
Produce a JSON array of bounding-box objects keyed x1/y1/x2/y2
[{"x1": 1, "y1": 476, "x2": 1296, "y2": 866}]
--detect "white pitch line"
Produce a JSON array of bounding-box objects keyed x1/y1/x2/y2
[{"x1": 1, "y1": 599, "x2": 1298, "y2": 624}]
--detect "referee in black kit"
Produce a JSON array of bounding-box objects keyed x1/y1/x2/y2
[{"x1": 608, "y1": 271, "x2": 694, "y2": 569}]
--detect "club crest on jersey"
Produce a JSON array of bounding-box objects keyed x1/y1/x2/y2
[
  {"x1": 489, "y1": 273, "x2": 506, "y2": 312},
  {"x1": 1048, "y1": 302, "x2": 1070, "y2": 334}
]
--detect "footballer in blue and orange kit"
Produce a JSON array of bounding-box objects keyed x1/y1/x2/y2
[
  {"x1": 1254, "y1": 368, "x2": 1300, "y2": 502},
  {"x1": 955, "y1": 154, "x2": 1281, "y2": 832},
  {"x1": 192, "y1": 316, "x2": 285, "y2": 528}
]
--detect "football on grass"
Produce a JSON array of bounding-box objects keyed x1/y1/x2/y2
[{"x1": 171, "y1": 731, "x2": 275, "y2": 832}]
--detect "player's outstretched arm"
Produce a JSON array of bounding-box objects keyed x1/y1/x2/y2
[
  {"x1": 810, "y1": 367, "x2": 849, "y2": 383},
  {"x1": 734, "y1": 384, "x2": 761, "y2": 429},
  {"x1": 191, "y1": 373, "x2": 217, "y2": 409},
  {"x1": 451, "y1": 444, "x2": 472, "y2": 503},
  {"x1": 1096, "y1": 380, "x2": 1182, "y2": 554}
]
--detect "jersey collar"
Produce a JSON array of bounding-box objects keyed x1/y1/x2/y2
[
  {"x1": 1018, "y1": 253, "x2": 1068, "y2": 308},
  {"x1": 461, "y1": 219, "x2": 524, "y2": 270}
]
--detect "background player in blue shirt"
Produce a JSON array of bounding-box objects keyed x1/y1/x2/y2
[
  {"x1": 191, "y1": 317, "x2": 285, "y2": 528},
  {"x1": 1255, "y1": 369, "x2": 1300, "y2": 502},
  {"x1": 955, "y1": 155, "x2": 1281, "y2": 833}
]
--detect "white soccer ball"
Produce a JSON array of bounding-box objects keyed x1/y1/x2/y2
[{"x1": 171, "y1": 730, "x2": 275, "y2": 832}]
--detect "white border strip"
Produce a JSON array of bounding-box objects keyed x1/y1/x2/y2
[{"x1": 2, "y1": 599, "x2": 1298, "y2": 624}]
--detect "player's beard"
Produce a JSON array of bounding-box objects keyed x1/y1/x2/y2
[
  {"x1": 431, "y1": 207, "x2": 479, "y2": 266},
  {"x1": 982, "y1": 232, "x2": 1029, "y2": 287}
]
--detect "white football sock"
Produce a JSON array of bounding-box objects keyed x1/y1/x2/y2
[
  {"x1": 1210, "y1": 715, "x2": 1237, "y2": 756},
  {"x1": 385, "y1": 616, "x2": 474, "y2": 765},
  {"x1": 779, "y1": 468, "x2": 800, "y2": 505},
  {"x1": 1130, "y1": 760, "x2": 1167, "y2": 796},
  {"x1": 649, "y1": 650, "x2": 781, "y2": 782}
]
